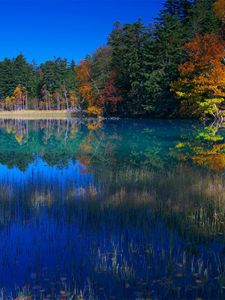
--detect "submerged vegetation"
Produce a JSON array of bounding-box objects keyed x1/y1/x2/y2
[
  {"x1": 0, "y1": 119, "x2": 224, "y2": 298},
  {"x1": 0, "y1": 0, "x2": 225, "y2": 120}
]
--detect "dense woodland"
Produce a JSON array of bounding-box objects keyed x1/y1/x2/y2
[{"x1": 0, "y1": 0, "x2": 225, "y2": 119}]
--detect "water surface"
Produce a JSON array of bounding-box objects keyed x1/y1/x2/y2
[{"x1": 0, "y1": 119, "x2": 225, "y2": 299}]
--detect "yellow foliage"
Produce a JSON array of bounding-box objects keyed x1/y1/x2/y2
[
  {"x1": 15, "y1": 134, "x2": 24, "y2": 144},
  {"x1": 192, "y1": 144, "x2": 225, "y2": 173},
  {"x1": 86, "y1": 105, "x2": 103, "y2": 115},
  {"x1": 176, "y1": 143, "x2": 185, "y2": 149},
  {"x1": 87, "y1": 122, "x2": 102, "y2": 130},
  {"x1": 176, "y1": 92, "x2": 186, "y2": 98},
  {"x1": 13, "y1": 86, "x2": 24, "y2": 98},
  {"x1": 68, "y1": 90, "x2": 79, "y2": 107},
  {"x1": 192, "y1": 154, "x2": 225, "y2": 173}
]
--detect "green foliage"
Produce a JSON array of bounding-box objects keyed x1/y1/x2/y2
[
  {"x1": 0, "y1": 55, "x2": 38, "y2": 100},
  {"x1": 109, "y1": 20, "x2": 147, "y2": 116},
  {"x1": 188, "y1": 0, "x2": 219, "y2": 36},
  {"x1": 0, "y1": 0, "x2": 223, "y2": 119},
  {"x1": 40, "y1": 57, "x2": 68, "y2": 93},
  {"x1": 108, "y1": 0, "x2": 194, "y2": 117}
]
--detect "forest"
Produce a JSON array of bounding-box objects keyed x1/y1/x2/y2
[{"x1": 0, "y1": 0, "x2": 224, "y2": 119}]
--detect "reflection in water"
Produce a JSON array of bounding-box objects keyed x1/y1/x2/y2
[
  {"x1": 0, "y1": 119, "x2": 224, "y2": 299},
  {"x1": 0, "y1": 158, "x2": 94, "y2": 205},
  {"x1": 175, "y1": 124, "x2": 225, "y2": 173}
]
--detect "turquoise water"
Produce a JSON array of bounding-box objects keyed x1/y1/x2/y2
[{"x1": 0, "y1": 119, "x2": 224, "y2": 299}]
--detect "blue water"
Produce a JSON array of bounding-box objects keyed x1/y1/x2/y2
[{"x1": 0, "y1": 119, "x2": 224, "y2": 299}]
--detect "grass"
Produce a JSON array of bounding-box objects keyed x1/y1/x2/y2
[
  {"x1": 0, "y1": 110, "x2": 80, "y2": 120},
  {"x1": 0, "y1": 165, "x2": 225, "y2": 299}
]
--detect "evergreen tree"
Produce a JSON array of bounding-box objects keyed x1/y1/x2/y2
[
  {"x1": 188, "y1": 0, "x2": 219, "y2": 36},
  {"x1": 147, "y1": 0, "x2": 190, "y2": 116},
  {"x1": 0, "y1": 55, "x2": 37, "y2": 100},
  {"x1": 40, "y1": 58, "x2": 68, "y2": 93},
  {"x1": 109, "y1": 20, "x2": 147, "y2": 116}
]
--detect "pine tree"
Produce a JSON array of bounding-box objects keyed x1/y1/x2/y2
[
  {"x1": 109, "y1": 20, "x2": 147, "y2": 116},
  {"x1": 188, "y1": 0, "x2": 219, "y2": 36}
]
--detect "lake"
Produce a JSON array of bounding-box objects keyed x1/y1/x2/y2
[{"x1": 0, "y1": 119, "x2": 224, "y2": 299}]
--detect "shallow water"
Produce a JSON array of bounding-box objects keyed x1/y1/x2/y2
[{"x1": 0, "y1": 119, "x2": 225, "y2": 299}]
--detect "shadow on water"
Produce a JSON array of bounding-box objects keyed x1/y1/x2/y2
[{"x1": 0, "y1": 119, "x2": 224, "y2": 299}]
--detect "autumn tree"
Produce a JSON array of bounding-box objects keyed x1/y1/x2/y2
[
  {"x1": 75, "y1": 59, "x2": 101, "y2": 115},
  {"x1": 172, "y1": 33, "x2": 225, "y2": 120},
  {"x1": 98, "y1": 69, "x2": 122, "y2": 114},
  {"x1": 68, "y1": 90, "x2": 79, "y2": 109},
  {"x1": 213, "y1": 0, "x2": 225, "y2": 23},
  {"x1": 13, "y1": 85, "x2": 28, "y2": 110},
  {"x1": 213, "y1": 0, "x2": 225, "y2": 37}
]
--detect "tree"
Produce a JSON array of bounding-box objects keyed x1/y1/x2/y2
[
  {"x1": 171, "y1": 33, "x2": 225, "y2": 120},
  {"x1": 139, "y1": 0, "x2": 193, "y2": 117},
  {"x1": 213, "y1": 0, "x2": 225, "y2": 37},
  {"x1": 90, "y1": 46, "x2": 112, "y2": 91},
  {"x1": 213, "y1": 0, "x2": 225, "y2": 23},
  {"x1": 75, "y1": 59, "x2": 100, "y2": 114},
  {"x1": 68, "y1": 90, "x2": 79, "y2": 109},
  {"x1": 13, "y1": 55, "x2": 38, "y2": 99},
  {"x1": 109, "y1": 20, "x2": 148, "y2": 116},
  {"x1": 40, "y1": 58, "x2": 67, "y2": 93},
  {"x1": 0, "y1": 59, "x2": 15, "y2": 99},
  {"x1": 159, "y1": 0, "x2": 193, "y2": 23},
  {"x1": 1, "y1": 85, "x2": 27, "y2": 110},
  {"x1": 13, "y1": 85, "x2": 28, "y2": 110},
  {"x1": 40, "y1": 84, "x2": 51, "y2": 110},
  {"x1": 151, "y1": 13, "x2": 187, "y2": 116},
  {"x1": 0, "y1": 55, "x2": 37, "y2": 101},
  {"x1": 98, "y1": 69, "x2": 122, "y2": 113},
  {"x1": 0, "y1": 0, "x2": 222, "y2": 117},
  {"x1": 188, "y1": 0, "x2": 219, "y2": 36}
]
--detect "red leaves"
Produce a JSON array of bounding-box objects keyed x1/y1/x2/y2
[{"x1": 98, "y1": 69, "x2": 122, "y2": 112}]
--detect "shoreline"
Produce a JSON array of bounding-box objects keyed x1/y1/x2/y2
[
  {"x1": 0, "y1": 110, "x2": 123, "y2": 121},
  {"x1": 0, "y1": 110, "x2": 84, "y2": 120},
  {"x1": 0, "y1": 110, "x2": 202, "y2": 122}
]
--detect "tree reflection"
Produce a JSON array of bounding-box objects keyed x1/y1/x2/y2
[
  {"x1": 174, "y1": 123, "x2": 225, "y2": 173},
  {"x1": 0, "y1": 120, "x2": 224, "y2": 299}
]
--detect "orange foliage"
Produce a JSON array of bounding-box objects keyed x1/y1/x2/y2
[
  {"x1": 87, "y1": 122, "x2": 103, "y2": 130},
  {"x1": 172, "y1": 34, "x2": 225, "y2": 118},
  {"x1": 213, "y1": 0, "x2": 225, "y2": 23},
  {"x1": 178, "y1": 34, "x2": 225, "y2": 75},
  {"x1": 75, "y1": 59, "x2": 104, "y2": 114},
  {"x1": 79, "y1": 85, "x2": 93, "y2": 103},
  {"x1": 75, "y1": 60, "x2": 96, "y2": 105},
  {"x1": 192, "y1": 144, "x2": 225, "y2": 173}
]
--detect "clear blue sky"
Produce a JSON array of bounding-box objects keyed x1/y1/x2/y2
[{"x1": 0, "y1": 0, "x2": 164, "y2": 63}]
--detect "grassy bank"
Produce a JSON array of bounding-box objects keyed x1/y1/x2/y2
[{"x1": 0, "y1": 110, "x2": 81, "y2": 120}]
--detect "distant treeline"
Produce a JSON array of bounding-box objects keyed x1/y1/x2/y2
[{"x1": 0, "y1": 0, "x2": 224, "y2": 119}]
